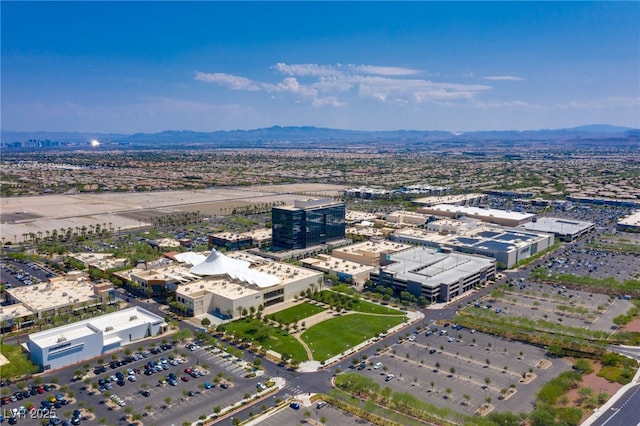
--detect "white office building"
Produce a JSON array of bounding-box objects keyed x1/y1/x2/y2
[{"x1": 26, "y1": 307, "x2": 166, "y2": 371}]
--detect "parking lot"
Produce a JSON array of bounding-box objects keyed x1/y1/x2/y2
[
  {"x1": 359, "y1": 328, "x2": 571, "y2": 416},
  {"x1": 479, "y1": 282, "x2": 633, "y2": 332},
  {"x1": 1, "y1": 337, "x2": 274, "y2": 425},
  {"x1": 542, "y1": 248, "x2": 640, "y2": 282},
  {"x1": 1, "y1": 258, "x2": 55, "y2": 293}
]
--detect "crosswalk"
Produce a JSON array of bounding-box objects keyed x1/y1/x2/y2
[{"x1": 282, "y1": 383, "x2": 304, "y2": 397}]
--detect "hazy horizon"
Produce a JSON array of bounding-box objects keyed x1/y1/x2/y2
[{"x1": 2, "y1": 2, "x2": 639, "y2": 133}]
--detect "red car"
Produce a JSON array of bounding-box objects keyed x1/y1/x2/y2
[
  {"x1": 180, "y1": 376, "x2": 190, "y2": 382},
  {"x1": 184, "y1": 368, "x2": 192, "y2": 374},
  {"x1": 36, "y1": 386, "x2": 45, "y2": 394}
]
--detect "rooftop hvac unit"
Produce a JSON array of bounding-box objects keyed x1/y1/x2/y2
[{"x1": 129, "y1": 315, "x2": 138, "y2": 321}]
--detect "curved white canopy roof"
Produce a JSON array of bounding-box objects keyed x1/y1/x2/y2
[
  {"x1": 190, "y1": 250, "x2": 280, "y2": 288},
  {"x1": 174, "y1": 252, "x2": 206, "y2": 266}
]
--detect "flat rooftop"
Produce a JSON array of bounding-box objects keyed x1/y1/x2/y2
[
  {"x1": 413, "y1": 193, "x2": 486, "y2": 206},
  {"x1": 156, "y1": 238, "x2": 181, "y2": 247},
  {"x1": 302, "y1": 255, "x2": 374, "y2": 276},
  {"x1": 523, "y1": 217, "x2": 594, "y2": 235},
  {"x1": 385, "y1": 246, "x2": 495, "y2": 288},
  {"x1": 240, "y1": 228, "x2": 272, "y2": 241},
  {"x1": 69, "y1": 252, "x2": 127, "y2": 270},
  {"x1": 178, "y1": 277, "x2": 260, "y2": 300},
  {"x1": 90, "y1": 306, "x2": 165, "y2": 335},
  {"x1": 7, "y1": 277, "x2": 99, "y2": 312},
  {"x1": 334, "y1": 240, "x2": 412, "y2": 255},
  {"x1": 423, "y1": 204, "x2": 536, "y2": 222},
  {"x1": 387, "y1": 210, "x2": 430, "y2": 219},
  {"x1": 212, "y1": 232, "x2": 252, "y2": 242},
  {"x1": 345, "y1": 211, "x2": 379, "y2": 222},
  {"x1": 345, "y1": 226, "x2": 389, "y2": 238},
  {"x1": 251, "y1": 261, "x2": 321, "y2": 284},
  {"x1": 395, "y1": 223, "x2": 549, "y2": 250},
  {"x1": 618, "y1": 211, "x2": 640, "y2": 227},
  {"x1": 0, "y1": 303, "x2": 34, "y2": 322}
]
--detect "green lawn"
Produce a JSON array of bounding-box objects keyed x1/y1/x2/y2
[
  {"x1": 301, "y1": 313, "x2": 407, "y2": 362},
  {"x1": 270, "y1": 302, "x2": 326, "y2": 324},
  {"x1": 350, "y1": 300, "x2": 405, "y2": 315},
  {"x1": 0, "y1": 343, "x2": 39, "y2": 379},
  {"x1": 222, "y1": 318, "x2": 308, "y2": 362}
]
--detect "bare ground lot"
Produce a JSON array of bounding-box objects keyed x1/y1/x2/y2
[{"x1": 0, "y1": 184, "x2": 345, "y2": 241}]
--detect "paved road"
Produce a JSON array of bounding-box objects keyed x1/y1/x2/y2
[{"x1": 589, "y1": 385, "x2": 640, "y2": 426}]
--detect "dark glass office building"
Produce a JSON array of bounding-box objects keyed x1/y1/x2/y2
[{"x1": 272, "y1": 198, "x2": 346, "y2": 251}]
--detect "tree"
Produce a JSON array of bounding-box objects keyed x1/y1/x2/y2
[{"x1": 201, "y1": 317, "x2": 211, "y2": 327}]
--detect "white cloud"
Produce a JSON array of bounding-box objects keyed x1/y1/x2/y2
[
  {"x1": 348, "y1": 64, "x2": 421, "y2": 76},
  {"x1": 194, "y1": 72, "x2": 260, "y2": 91},
  {"x1": 195, "y1": 63, "x2": 494, "y2": 107},
  {"x1": 273, "y1": 63, "x2": 341, "y2": 77},
  {"x1": 474, "y1": 96, "x2": 640, "y2": 111},
  {"x1": 483, "y1": 75, "x2": 525, "y2": 81}
]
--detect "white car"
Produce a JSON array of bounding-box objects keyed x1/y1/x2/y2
[
  {"x1": 385, "y1": 374, "x2": 395, "y2": 381},
  {"x1": 373, "y1": 362, "x2": 383, "y2": 370},
  {"x1": 447, "y1": 337, "x2": 455, "y2": 342},
  {"x1": 408, "y1": 335, "x2": 416, "y2": 342}
]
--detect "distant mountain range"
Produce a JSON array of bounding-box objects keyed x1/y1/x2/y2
[{"x1": 2, "y1": 124, "x2": 638, "y2": 150}]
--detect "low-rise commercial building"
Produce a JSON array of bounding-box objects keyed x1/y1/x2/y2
[
  {"x1": 209, "y1": 232, "x2": 253, "y2": 251},
  {"x1": 617, "y1": 211, "x2": 640, "y2": 233},
  {"x1": 332, "y1": 240, "x2": 412, "y2": 266},
  {"x1": 370, "y1": 246, "x2": 496, "y2": 303},
  {"x1": 391, "y1": 221, "x2": 554, "y2": 268},
  {"x1": 346, "y1": 225, "x2": 392, "y2": 239},
  {"x1": 522, "y1": 217, "x2": 595, "y2": 242},
  {"x1": 0, "y1": 303, "x2": 35, "y2": 332},
  {"x1": 418, "y1": 204, "x2": 536, "y2": 227},
  {"x1": 175, "y1": 250, "x2": 322, "y2": 319},
  {"x1": 5, "y1": 274, "x2": 114, "y2": 319},
  {"x1": 413, "y1": 193, "x2": 487, "y2": 207},
  {"x1": 385, "y1": 210, "x2": 431, "y2": 226},
  {"x1": 301, "y1": 254, "x2": 374, "y2": 285},
  {"x1": 68, "y1": 252, "x2": 128, "y2": 272},
  {"x1": 26, "y1": 306, "x2": 166, "y2": 371}
]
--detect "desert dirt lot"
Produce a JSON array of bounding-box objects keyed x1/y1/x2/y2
[{"x1": 0, "y1": 183, "x2": 345, "y2": 241}]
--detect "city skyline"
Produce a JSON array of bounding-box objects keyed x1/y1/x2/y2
[{"x1": 2, "y1": 1, "x2": 639, "y2": 133}]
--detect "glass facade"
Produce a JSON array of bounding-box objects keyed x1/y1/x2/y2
[{"x1": 272, "y1": 202, "x2": 345, "y2": 250}]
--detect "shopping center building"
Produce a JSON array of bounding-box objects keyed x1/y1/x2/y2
[{"x1": 26, "y1": 307, "x2": 166, "y2": 371}]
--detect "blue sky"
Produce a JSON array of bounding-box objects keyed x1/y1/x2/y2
[{"x1": 2, "y1": 1, "x2": 639, "y2": 133}]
